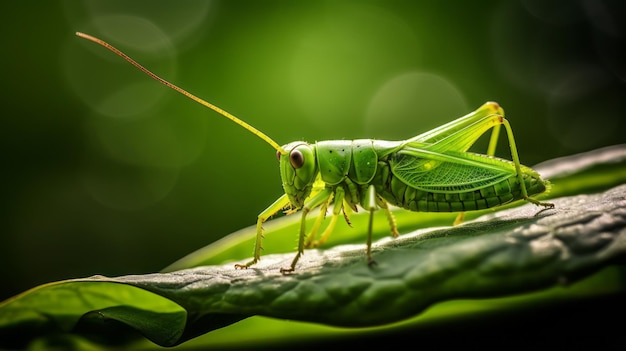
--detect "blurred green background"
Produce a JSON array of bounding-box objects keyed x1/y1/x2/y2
[{"x1": 2, "y1": 0, "x2": 624, "y2": 301}]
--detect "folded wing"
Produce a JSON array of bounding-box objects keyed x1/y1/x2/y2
[{"x1": 391, "y1": 143, "x2": 517, "y2": 193}]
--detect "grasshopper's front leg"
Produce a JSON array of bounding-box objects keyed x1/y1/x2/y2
[{"x1": 235, "y1": 194, "x2": 290, "y2": 269}]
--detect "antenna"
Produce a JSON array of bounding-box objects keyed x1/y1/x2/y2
[{"x1": 76, "y1": 32, "x2": 287, "y2": 155}]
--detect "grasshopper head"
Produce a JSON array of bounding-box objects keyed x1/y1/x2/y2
[{"x1": 278, "y1": 142, "x2": 318, "y2": 208}]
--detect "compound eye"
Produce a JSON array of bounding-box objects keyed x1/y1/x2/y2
[{"x1": 289, "y1": 149, "x2": 305, "y2": 169}]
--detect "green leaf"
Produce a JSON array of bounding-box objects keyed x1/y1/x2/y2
[
  {"x1": 0, "y1": 281, "x2": 186, "y2": 348},
  {"x1": 1, "y1": 145, "x2": 626, "y2": 349}
]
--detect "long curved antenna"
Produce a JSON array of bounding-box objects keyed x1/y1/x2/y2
[{"x1": 76, "y1": 32, "x2": 286, "y2": 155}]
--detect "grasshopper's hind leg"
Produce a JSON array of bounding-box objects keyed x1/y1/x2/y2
[
  {"x1": 499, "y1": 118, "x2": 554, "y2": 209},
  {"x1": 444, "y1": 109, "x2": 552, "y2": 226},
  {"x1": 482, "y1": 114, "x2": 553, "y2": 209}
]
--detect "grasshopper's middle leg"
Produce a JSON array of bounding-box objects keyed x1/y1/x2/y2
[
  {"x1": 303, "y1": 197, "x2": 332, "y2": 249},
  {"x1": 280, "y1": 187, "x2": 334, "y2": 274},
  {"x1": 305, "y1": 187, "x2": 346, "y2": 249}
]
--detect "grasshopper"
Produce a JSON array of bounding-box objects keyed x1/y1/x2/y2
[{"x1": 77, "y1": 32, "x2": 554, "y2": 274}]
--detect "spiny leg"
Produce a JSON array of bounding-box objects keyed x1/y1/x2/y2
[
  {"x1": 280, "y1": 187, "x2": 333, "y2": 274},
  {"x1": 342, "y1": 199, "x2": 354, "y2": 226},
  {"x1": 307, "y1": 187, "x2": 345, "y2": 248},
  {"x1": 235, "y1": 194, "x2": 290, "y2": 269},
  {"x1": 304, "y1": 196, "x2": 332, "y2": 249},
  {"x1": 499, "y1": 118, "x2": 554, "y2": 209},
  {"x1": 377, "y1": 196, "x2": 399, "y2": 237}
]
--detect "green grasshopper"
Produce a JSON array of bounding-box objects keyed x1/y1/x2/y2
[{"x1": 77, "y1": 32, "x2": 554, "y2": 273}]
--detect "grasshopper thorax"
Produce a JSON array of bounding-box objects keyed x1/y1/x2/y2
[{"x1": 278, "y1": 142, "x2": 319, "y2": 208}]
